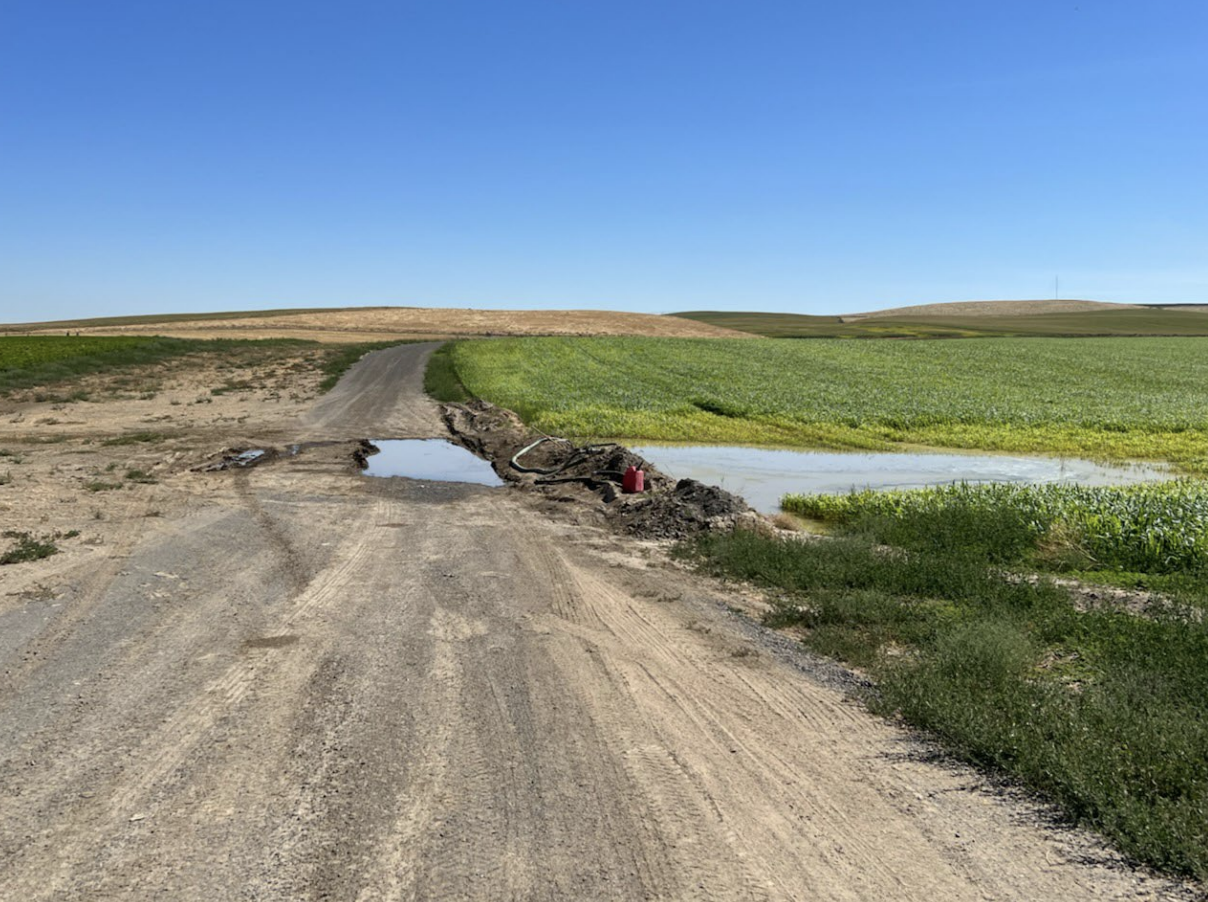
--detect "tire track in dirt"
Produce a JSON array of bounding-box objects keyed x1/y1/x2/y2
[
  {"x1": 105, "y1": 497, "x2": 388, "y2": 817},
  {"x1": 0, "y1": 493, "x2": 393, "y2": 899},
  {"x1": 516, "y1": 531, "x2": 1192, "y2": 900}
]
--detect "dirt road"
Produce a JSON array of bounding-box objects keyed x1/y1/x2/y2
[
  {"x1": 301, "y1": 342, "x2": 445, "y2": 438},
  {"x1": 0, "y1": 346, "x2": 1194, "y2": 900}
]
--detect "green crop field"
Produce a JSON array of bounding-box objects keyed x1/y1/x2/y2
[
  {"x1": 0, "y1": 336, "x2": 222, "y2": 392},
  {"x1": 444, "y1": 336, "x2": 1208, "y2": 470},
  {"x1": 1, "y1": 335, "x2": 180, "y2": 369},
  {"x1": 675, "y1": 307, "x2": 1208, "y2": 338},
  {"x1": 672, "y1": 311, "x2": 995, "y2": 338}
]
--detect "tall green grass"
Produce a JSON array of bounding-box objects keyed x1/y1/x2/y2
[
  {"x1": 423, "y1": 342, "x2": 470, "y2": 402},
  {"x1": 678, "y1": 528, "x2": 1208, "y2": 879},
  {"x1": 784, "y1": 481, "x2": 1208, "y2": 583}
]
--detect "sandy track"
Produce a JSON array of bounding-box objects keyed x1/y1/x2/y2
[{"x1": 0, "y1": 348, "x2": 1196, "y2": 900}]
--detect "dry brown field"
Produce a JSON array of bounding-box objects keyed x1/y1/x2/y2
[{"x1": 15, "y1": 306, "x2": 753, "y2": 341}]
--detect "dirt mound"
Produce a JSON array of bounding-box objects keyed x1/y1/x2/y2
[
  {"x1": 25, "y1": 306, "x2": 753, "y2": 340},
  {"x1": 442, "y1": 400, "x2": 751, "y2": 537},
  {"x1": 844, "y1": 299, "x2": 1139, "y2": 320},
  {"x1": 615, "y1": 478, "x2": 754, "y2": 539}
]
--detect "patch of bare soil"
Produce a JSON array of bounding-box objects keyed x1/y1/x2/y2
[
  {"x1": 845, "y1": 299, "x2": 1141, "y2": 320},
  {"x1": 23, "y1": 306, "x2": 754, "y2": 340}
]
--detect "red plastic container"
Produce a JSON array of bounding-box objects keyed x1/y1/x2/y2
[{"x1": 622, "y1": 465, "x2": 645, "y2": 494}]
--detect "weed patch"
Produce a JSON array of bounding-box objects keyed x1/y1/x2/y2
[
  {"x1": 102, "y1": 431, "x2": 166, "y2": 446},
  {"x1": 1, "y1": 530, "x2": 64, "y2": 564}
]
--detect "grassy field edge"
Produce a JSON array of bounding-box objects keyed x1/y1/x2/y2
[
  {"x1": 677, "y1": 526, "x2": 1208, "y2": 880},
  {"x1": 423, "y1": 341, "x2": 471, "y2": 403}
]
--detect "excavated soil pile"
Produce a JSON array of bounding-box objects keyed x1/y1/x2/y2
[
  {"x1": 614, "y1": 478, "x2": 754, "y2": 540},
  {"x1": 441, "y1": 400, "x2": 752, "y2": 537}
]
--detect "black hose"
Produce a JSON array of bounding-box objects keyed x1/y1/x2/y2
[{"x1": 511, "y1": 437, "x2": 622, "y2": 478}]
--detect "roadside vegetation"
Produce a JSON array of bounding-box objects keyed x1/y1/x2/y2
[
  {"x1": 444, "y1": 336, "x2": 1208, "y2": 471},
  {"x1": 677, "y1": 524, "x2": 1208, "y2": 880},
  {"x1": 1, "y1": 529, "x2": 77, "y2": 565},
  {"x1": 423, "y1": 342, "x2": 471, "y2": 402},
  {"x1": 785, "y1": 481, "x2": 1208, "y2": 600}
]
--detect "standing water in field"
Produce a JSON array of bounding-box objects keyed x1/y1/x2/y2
[
  {"x1": 362, "y1": 440, "x2": 504, "y2": 486},
  {"x1": 629, "y1": 445, "x2": 1172, "y2": 515}
]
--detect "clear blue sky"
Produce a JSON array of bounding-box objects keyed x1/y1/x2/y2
[{"x1": 2, "y1": 1, "x2": 1206, "y2": 321}]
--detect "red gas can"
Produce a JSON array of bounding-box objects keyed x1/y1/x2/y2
[{"x1": 622, "y1": 465, "x2": 645, "y2": 494}]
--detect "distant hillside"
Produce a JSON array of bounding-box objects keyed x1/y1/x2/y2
[
  {"x1": 674, "y1": 305, "x2": 1208, "y2": 339},
  {"x1": 3, "y1": 306, "x2": 754, "y2": 341},
  {"x1": 844, "y1": 299, "x2": 1140, "y2": 320}
]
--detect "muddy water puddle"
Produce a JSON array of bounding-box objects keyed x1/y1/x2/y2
[
  {"x1": 630, "y1": 445, "x2": 1172, "y2": 514},
  {"x1": 362, "y1": 440, "x2": 504, "y2": 487}
]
